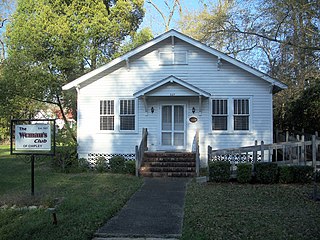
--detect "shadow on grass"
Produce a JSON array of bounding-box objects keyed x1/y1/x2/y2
[
  {"x1": 182, "y1": 182, "x2": 320, "y2": 240},
  {"x1": 0, "y1": 154, "x2": 143, "y2": 240}
]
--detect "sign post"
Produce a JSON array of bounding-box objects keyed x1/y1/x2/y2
[
  {"x1": 31, "y1": 154, "x2": 35, "y2": 196},
  {"x1": 11, "y1": 119, "x2": 56, "y2": 196}
]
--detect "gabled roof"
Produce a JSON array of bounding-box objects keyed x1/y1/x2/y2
[
  {"x1": 133, "y1": 75, "x2": 211, "y2": 97},
  {"x1": 62, "y1": 29, "x2": 287, "y2": 92}
]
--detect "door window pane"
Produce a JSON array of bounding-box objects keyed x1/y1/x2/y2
[
  {"x1": 162, "y1": 132, "x2": 171, "y2": 145},
  {"x1": 162, "y1": 106, "x2": 172, "y2": 131},
  {"x1": 174, "y1": 133, "x2": 184, "y2": 146},
  {"x1": 174, "y1": 106, "x2": 184, "y2": 131}
]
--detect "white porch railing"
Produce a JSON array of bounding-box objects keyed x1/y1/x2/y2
[
  {"x1": 135, "y1": 128, "x2": 148, "y2": 177},
  {"x1": 208, "y1": 135, "x2": 320, "y2": 170},
  {"x1": 193, "y1": 129, "x2": 200, "y2": 177}
]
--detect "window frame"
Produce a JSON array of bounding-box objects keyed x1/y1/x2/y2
[
  {"x1": 211, "y1": 98, "x2": 228, "y2": 131},
  {"x1": 99, "y1": 99, "x2": 115, "y2": 131},
  {"x1": 99, "y1": 98, "x2": 137, "y2": 133},
  {"x1": 233, "y1": 98, "x2": 250, "y2": 131},
  {"x1": 119, "y1": 98, "x2": 136, "y2": 132},
  {"x1": 210, "y1": 96, "x2": 252, "y2": 133},
  {"x1": 159, "y1": 51, "x2": 188, "y2": 65}
]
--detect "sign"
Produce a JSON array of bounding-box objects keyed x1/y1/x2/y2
[
  {"x1": 189, "y1": 116, "x2": 198, "y2": 123},
  {"x1": 15, "y1": 124, "x2": 51, "y2": 151}
]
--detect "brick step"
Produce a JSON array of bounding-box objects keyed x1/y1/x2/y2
[
  {"x1": 144, "y1": 157, "x2": 195, "y2": 163},
  {"x1": 140, "y1": 171, "x2": 196, "y2": 178},
  {"x1": 144, "y1": 152, "x2": 196, "y2": 158},
  {"x1": 144, "y1": 162, "x2": 196, "y2": 167},
  {"x1": 140, "y1": 152, "x2": 196, "y2": 178},
  {"x1": 140, "y1": 166, "x2": 196, "y2": 173}
]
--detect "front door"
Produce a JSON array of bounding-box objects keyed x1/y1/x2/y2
[{"x1": 161, "y1": 105, "x2": 185, "y2": 149}]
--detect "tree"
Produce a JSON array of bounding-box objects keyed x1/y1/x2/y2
[
  {"x1": 112, "y1": 27, "x2": 154, "y2": 59},
  {"x1": 1, "y1": 0, "x2": 145, "y2": 142},
  {"x1": 179, "y1": 0, "x2": 320, "y2": 132},
  {"x1": 147, "y1": 0, "x2": 182, "y2": 32},
  {"x1": 0, "y1": 0, "x2": 15, "y2": 64}
]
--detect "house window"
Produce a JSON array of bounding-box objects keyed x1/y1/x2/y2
[
  {"x1": 100, "y1": 100, "x2": 114, "y2": 130},
  {"x1": 159, "y1": 51, "x2": 187, "y2": 65},
  {"x1": 120, "y1": 99, "x2": 135, "y2": 130},
  {"x1": 234, "y1": 99, "x2": 249, "y2": 130},
  {"x1": 212, "y1": 99, "x2": 228, "y2": 130}
]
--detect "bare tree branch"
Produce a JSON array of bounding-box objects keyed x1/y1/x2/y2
[
  {"x1": 147, "y1": 0, "x2": 168, "y2": 30},
  {"x1": 208, "y1": 28, "x2": 320, "y2": 51},
  {"x1": 0, "y1": 18, "x2": 8, "y2": 28},
  {"x1": 148, "y1": 0, "x2": 182, "y2": 32}
]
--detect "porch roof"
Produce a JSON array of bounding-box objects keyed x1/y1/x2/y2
[{"x1": 133, "y1": 75, "x2": 211, "y2": 98}]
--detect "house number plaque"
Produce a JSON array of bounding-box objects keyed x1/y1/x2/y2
[{"x1": 189, "y1": 116, "x2": 198, "y2": 123}]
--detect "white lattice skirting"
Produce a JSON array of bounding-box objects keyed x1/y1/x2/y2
[{"x1": 211, "y1": 153, "x2": 262, "y2": 164}]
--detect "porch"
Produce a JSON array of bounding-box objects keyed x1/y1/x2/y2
[{"x1": 135, "y1": 128, "x2": 200, "y2": 177}]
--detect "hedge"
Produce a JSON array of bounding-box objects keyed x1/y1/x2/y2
[
  {"x1": 254, "y1": 162, "x2": 278, "y2": 184},
  {"x1": 278, "y1": 165, "x2": 294, "y2": 183},
  {"x1": 237, "y1": 163, "x2": 252, "y2": 183},
  {"x1": 124, "y1": 160, "x2": 136, "y2": 175},
  {"x1": 109, "y1": 156, "x2": 126, "y2": 173},
  {"x1": 291, "y1": 165, "x2": 314, "y2": 183},
  {"x1": 209, "y1": 161, "x2": 231, "y2": 182}
]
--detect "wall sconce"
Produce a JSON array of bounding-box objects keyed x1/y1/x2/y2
[
  {"x1": 151, "y1": 107, "x2": 154, "y2": 113},
  {"x1": 192, "y1": 107, "x2": 195, "y2": 114}
]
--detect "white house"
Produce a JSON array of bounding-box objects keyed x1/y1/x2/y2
[{"x1": 62, "y1": 30, "x2": 287, "y2": 171}]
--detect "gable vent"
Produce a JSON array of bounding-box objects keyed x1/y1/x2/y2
[{"x1": 159, "y1": 51, "x2": 187, "y2": 65}]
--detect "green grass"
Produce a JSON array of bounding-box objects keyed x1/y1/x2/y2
[
  {"x1": 0, "y1": 145, "x2": 143, "y2": 240},
  {"x1": 182, "y1": 182, "x2": 320, "y2": 240},
  {"x1": 0, "y1": 145, "x2": 12, "y2": 159}
]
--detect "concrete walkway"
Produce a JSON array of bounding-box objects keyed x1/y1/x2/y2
[{"x1": 93, "y1": 178, "x2": 190, "y2": 240}]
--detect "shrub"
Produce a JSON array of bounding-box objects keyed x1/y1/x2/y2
[
  {"x1": 209, "y1": 161, "x2": 231, "y2": 182},
  {"x1": 237, "y1": 163, "x2": 252, "y2": 183},
  {"x1": 254, "y1": 162, "x2": 278, "y2": 184},
  {"x1": 124, "y1": 160, "x2": 136, "y2": 175},
  {"x1": 291, "y1": 165, "x2": 314, "y2": 183},
  {"x1": 52, "y1": 145, "x2": 78, "y2": 172},
  {"x1": 95, "y1": 156, "x2": 107, "y2": 173},
  {"x1": 78, "y1": 158, "x2": 89, "y2": 172},
  {"x1": 109, "y1": 156, "x2": 126, "y2": 173},
  {"x1": 315, "y1": 170, "x2": 320, "y2": 183},
  {"x1": 278, "y1": 165, "x2": 294, "y2": 183}
]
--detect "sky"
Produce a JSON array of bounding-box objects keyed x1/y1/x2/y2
[{"x1": 140, "y1": 0, "x2": 208, "y2": 36}]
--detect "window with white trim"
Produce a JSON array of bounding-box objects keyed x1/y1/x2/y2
[
  {"x1": 233, "y1": 99, "x2": 249, "y2": 130},
  {"x1": 100, "y1": 100, "x2": 114, "y2": 130},
  {"x1": 159, "y1": 51, "x2": 187, "y2": 65},
  {"x1": 120, "y1": 99, "x2": 135, "y2": 131},
  {"x1": 212, "y1": 99, "x2": 228, "y2": 130}
]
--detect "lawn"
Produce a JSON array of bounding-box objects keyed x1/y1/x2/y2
[
  {"x1": 182, "y1": 182, "x2": 320, "y2": 240},
  {"x1": 0, "y1": 146, "x2": 143, "y2": 240}
]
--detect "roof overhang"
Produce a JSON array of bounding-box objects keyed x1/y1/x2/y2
[
  {"x1": 62, "y1": 29, "x2": 287, "y2": 93},
  {"x1": 133, "y1": 75, "x2": 211, "y2": 98}
]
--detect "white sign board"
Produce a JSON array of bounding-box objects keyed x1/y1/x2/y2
[{"x1": 15, "y1": 124, "x2": 51, "y2": 151}]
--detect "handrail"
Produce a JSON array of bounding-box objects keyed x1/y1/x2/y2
[
  {"x1": 193, "y1": 129, "x2": 200, "y2": 177},
  {"x1": 135, "y1": 128, "x2": 148, "y2": 177}
]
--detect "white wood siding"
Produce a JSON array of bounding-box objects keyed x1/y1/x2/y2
[{"x1": 77, "y1": 38, "x2": 274, "y2": 165}]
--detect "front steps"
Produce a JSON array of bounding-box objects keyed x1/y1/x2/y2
[{"x1": 140, "y1": 152, "x2": 196, "y2": 177}]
